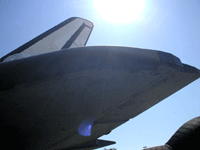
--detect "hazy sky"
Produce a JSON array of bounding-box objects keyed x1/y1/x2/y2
[{"x1": 0, "y1": 0, "x2": 200, "y2": 149}]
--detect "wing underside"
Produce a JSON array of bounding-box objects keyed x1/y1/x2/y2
[{"x1": 1, "y1": 46, "x2": 199, "y2": 150}]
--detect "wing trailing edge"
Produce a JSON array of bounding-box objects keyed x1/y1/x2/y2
[{"x1": 55, "y1": 139, "x2": 115, "y2": 150}]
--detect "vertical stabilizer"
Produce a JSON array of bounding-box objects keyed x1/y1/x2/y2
[{"x1": 1, "y1": 17, "x2": 93, "y2": 62}]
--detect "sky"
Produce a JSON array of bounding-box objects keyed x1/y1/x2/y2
[{"x1": 0, "y1": 0, "x2": 200, "y2": 149}]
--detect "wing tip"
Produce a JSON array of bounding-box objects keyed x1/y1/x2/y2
[
  {"x1": 157, "y1": 51, "x2": 183, "y2": 68},
  {"x1": 157, "y1": 51, "x2": 200, "y2": 75}
]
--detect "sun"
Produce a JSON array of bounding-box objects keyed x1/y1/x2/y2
[{"x1": 93, "y1": 0, "x2": 145, "y2": 24}]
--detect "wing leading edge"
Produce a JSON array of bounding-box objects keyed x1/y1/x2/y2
[{"x1": 0, "y1": 17, "x2": 93, "y2": 62}]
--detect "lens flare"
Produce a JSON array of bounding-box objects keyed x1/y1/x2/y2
[{"x1": 78, "y1": 117, "x2": 96, "y2": 137}]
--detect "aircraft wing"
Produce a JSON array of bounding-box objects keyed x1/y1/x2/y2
[
  {"x1": 0, "y1": 46, "x2": 199, "y2": 150},
  {"x1": 48, "y1": 47, "x2": 200, "y2": 150},
  {"x1": 0, "y1": 17, "x2": 93, "y2": 62}
]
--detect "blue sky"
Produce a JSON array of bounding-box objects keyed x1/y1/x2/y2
[{"x1": 0, "y1": 0, "x2": 200, "y2": 149}]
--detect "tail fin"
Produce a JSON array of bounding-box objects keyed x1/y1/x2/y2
[{"x1": 1, "y1": 17, "x2": 93, "y2": 62}]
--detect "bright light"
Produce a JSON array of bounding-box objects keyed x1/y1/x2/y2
[
  {"x1": 93, "y1": 0, "x2": 145, "y2": 24},
  {"x1": 78, "y1": 117, "x2": 95, "y2": 137}
]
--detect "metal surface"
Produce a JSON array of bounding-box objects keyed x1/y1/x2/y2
[{"x1": 0, "y1": 46, "x2": 199, "y2": 150}]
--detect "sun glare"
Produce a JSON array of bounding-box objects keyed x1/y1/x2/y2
[{"x1": 93, "y1": 0, "x2": 145, "y2": 24}]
